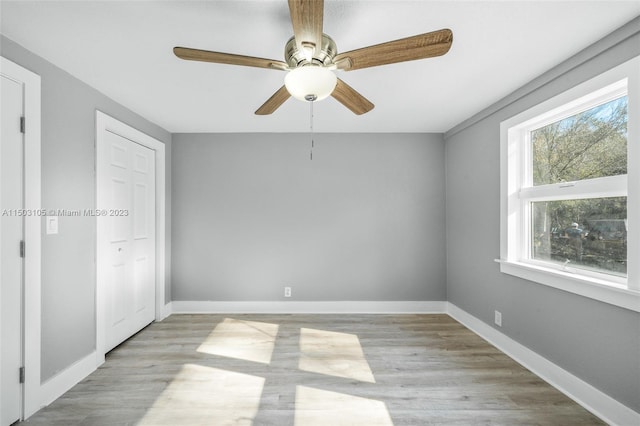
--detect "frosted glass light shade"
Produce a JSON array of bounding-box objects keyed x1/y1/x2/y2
[{"x1": 284, "y1": 66, "x2": 337, "y2": 102}]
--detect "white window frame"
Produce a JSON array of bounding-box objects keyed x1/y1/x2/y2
[{"x1": 500, "y1": 57, "x2": 640, "y2": 312}]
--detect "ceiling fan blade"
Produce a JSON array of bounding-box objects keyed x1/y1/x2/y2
[
  {"x1": 174, "y1": 47, "x2": 288, "y2": 70},
  {"x1": 331, "y1": 79, "x2": 374, "y2": 115},
  {"x1": 288, "y1": 0, "x2": 323, "y2": 55},
  {"x1": 255, "y1": 86, "x2": 291, "y2": 115},
  {"x1": 334, "y1": 29, "x2": 453, "y2": 71}
]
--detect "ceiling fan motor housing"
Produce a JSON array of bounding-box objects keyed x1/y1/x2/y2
[{"x1": 285, "y1": 33, "x2": 338, "y2": 67}]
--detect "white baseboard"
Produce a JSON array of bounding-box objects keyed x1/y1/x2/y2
[
  {"x1": 170, "y1": 300, "x2": 447, "y2": 314},
  {"x1": 38, "y1": 350, "x2": 98, "y2": 409},
  {"x1": 160, "y1": 302, "x2": 173, "y2": 320},
  {"x1": 30, "y1": 302, "x2": 638, "y2": 426},
  {"x1": 447, "y1": 303, "x2": 639, "y2": 426}
]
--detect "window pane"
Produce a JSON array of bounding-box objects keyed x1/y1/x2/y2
[
  {"x1": 531, "y1": 197, "x2": 627, "y2": 276},
  {"x1": 531, "y1": 96, "x2": 627, "y2": 186}
]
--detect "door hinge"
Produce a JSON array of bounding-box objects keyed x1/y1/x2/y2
[
  {"x1": 20, "y1": 116, "x2": 26, "y2": 134},
  {"x1": 19, "y1": 367, "x2": 25, "y2": 384},
  {"x1": 20, "y1": 240, "x2": 25, "y2": 258}
]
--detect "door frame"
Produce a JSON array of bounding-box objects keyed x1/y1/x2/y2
[
  {"x1": 0, "y1": 56, "x2": 42, "y2": 421},
  {"x1": 95, "y1": 111, "x2": 166, "y2": 364}
]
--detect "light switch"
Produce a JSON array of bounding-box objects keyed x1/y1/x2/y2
[{"x1": 46, "y1": 216, "x2": 58, "y2": 234}]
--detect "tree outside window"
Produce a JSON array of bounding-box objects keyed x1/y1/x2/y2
[{"x1": 530, "y1": 96, "x2": 627, "y2": 276}]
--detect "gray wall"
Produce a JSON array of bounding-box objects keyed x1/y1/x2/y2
[
  {"x1": 444, "y1": 18, "x2": 640, "y2": 411},
  {"x1": 0, "y1": 35, "x2": 172, "y2": 382},
  {"x1": 171, "y1": 133, "x2": 446, "y2": 302},
  {"x1": 3, "y1": 13, "x2": 638, "y2": 415}
]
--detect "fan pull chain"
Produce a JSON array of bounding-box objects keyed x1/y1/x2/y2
[{"x1": 309, "y1": 100, "x2": 314, "y2": 161}]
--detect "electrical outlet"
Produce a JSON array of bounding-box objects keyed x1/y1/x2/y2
[
  {"x1": 494, "y1": 310, "x2": 502, "y2": 327},
  {"x1": 284, "y1": 287, "x2": 292, "y2": 298}
]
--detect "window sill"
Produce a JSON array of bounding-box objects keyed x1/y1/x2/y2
[{"x1": 498, "y1": 260, "x2": 640, "y2": 312}]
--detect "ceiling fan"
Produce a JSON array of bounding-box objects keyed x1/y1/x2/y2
[{"x1": 173, "y1": 0, "x2": 453, "y2": 116}]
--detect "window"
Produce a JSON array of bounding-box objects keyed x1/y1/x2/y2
[{"x1": 500, "y1": 57, "x2": 639, "y2": 312}]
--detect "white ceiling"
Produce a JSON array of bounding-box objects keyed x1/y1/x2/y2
[{"x1": 1, "y1": 1, "x2": 638, "y2": 133}]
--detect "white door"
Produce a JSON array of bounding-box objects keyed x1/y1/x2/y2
[
  {"x1": 100, "y1": 131, "x2": 156, "y2": 352},
  {"x1": 1, "y1": 73, "x2": 24, "y2": 425}
]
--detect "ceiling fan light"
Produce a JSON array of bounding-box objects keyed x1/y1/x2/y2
[{"x1": 284, "y1": 66, "x2": 337, "y2": 102}]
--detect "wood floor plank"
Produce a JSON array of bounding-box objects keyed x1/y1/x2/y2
[{"x1": 20, "y1": 314, "x2": 604, "y2": 425}]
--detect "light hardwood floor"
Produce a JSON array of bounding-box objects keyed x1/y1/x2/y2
[{"x1": 22, "y1": 314, "x2": 604, "y2": 425}]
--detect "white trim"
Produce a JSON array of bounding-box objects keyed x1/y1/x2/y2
[
  {"x1": 160, "y1": 302, "x2": 173, "y2": 320},
  {"x1": 518, "y1": 175, "x2": 627, "y2": 201},
  {"x1": 500, "y1": 56, "x2": 640, "y2": 310},
  {"x1": 38, "y1": 351, "x2": 97, "y2": 409},
  {"x1": 10, "y1": 296, "x2": 638, "y2": 425},
  {"x1": 447, "y1": 303, "x2": 640, "y2": 426},
  {"x1": 170, "y1": 300, "x2": 447, "y2": 314},
  {"x1": 0, "y1": 56, "x2": 42, "y2": 421},
  {"x1": 626, "y1": 55, "x2": 640, "y2": 291},
  {"x1": 516, "y1": 79, "x2": 627, "y2": 143},
  {"x1": 95, "y1": 111, "x2": 166, "y2": 365},
  {"x1": 499, "y1": 261, "x2": 639, "y2": 312}
]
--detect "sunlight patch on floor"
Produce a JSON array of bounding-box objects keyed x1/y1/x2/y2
[
  {"x1": 138, "y1": 363, "x2": 264, "y2": 425},
  {"x1": 294, "y1": 385, "x2": 394, "y2": 426},
  {"x1": 298, "y1": 327, "x2": 375, "y2": 383},
  {"x1": 197, "y1": 317, "x2": 279, "y2": 364}
]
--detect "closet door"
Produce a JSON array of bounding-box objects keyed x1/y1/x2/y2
[{"x1": 100, "y1": 131, "x2": 156, "y2": 352}]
